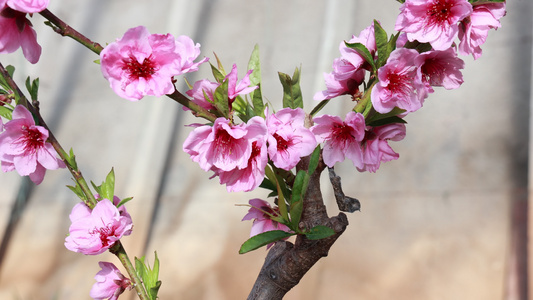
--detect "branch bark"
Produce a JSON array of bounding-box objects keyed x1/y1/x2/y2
[{"x1": 247, "y1": 156, "x2": 349, "y2": 300}]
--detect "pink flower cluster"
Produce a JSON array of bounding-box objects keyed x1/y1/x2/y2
[
  {"x1": 396, "y1": 0, "x2": 506, "y2": 60},
  {"x1": 311, "y1": 111, "x2": 405, "y2": 172},
  {"x1": 65, "y1": 197, "x2": 133, "y2": 255},
  {"x1": 316, "y1": 1, "x2": 505, "y2": 111},
  {"x1": 0, "y1": 105, "x2": 65, "y2": 184},
  {"x1": 183, "y1": 107, "x2": 317, "y2": 192},
  {"x1": 0, "y1": 0, "x2": 48, "y2": 63},
  {"x1": 100, "y1": 26, "x2": 208, "y2": 101}
]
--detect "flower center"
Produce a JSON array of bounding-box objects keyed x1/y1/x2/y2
[
  {"x1": 273, "y1": 133, "x2": 294, "y2": 153},
  {"x1": 214, "y1": 128, "x2": 237, "y2": 156},
  {"x1": 16, "y1": 126, "x2": 44, "y2": 154},
  {"x1": 386, "y1": 72, "x2": 413, "y2": 97},
  {"x1": 91, "y1": 224, "x2": 116, "y2": 247},
  {"x1": 331, "y1": 123, "x2": 355, "y2": 142},
  {"x1": 427, "y1": 0, "x2": 454, "y2": 27},
  {"x1": 122, "y1": 55, "x2": 158, "y2": 80}
]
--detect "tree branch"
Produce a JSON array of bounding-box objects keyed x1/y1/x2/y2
[{"x1": 247, "y1": 155, "x2": 349, "y2": 300}]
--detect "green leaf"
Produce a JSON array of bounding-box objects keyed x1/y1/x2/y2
[
  {"x1": 374, "y1": 20, "x2": 398, "y2": 69},
  {"x1": 25, "y1": 77, "x2": 39, "y2": 101},
  {"x1": 247, "y1": 44, "x2": 264, "y2": 116},
  {"x1": 344, "y1": 42, "x2": 376, "y2": 72},
  {"x1": 279, "y1": 67, "x2": 303, "y2": 109},
  {"x1": 289, "y1": 169, "x2": 313, "y2": 230},
  {"x1": 100, "y1": 168, "x2": 115, "y2": 201},
  {"x1": 135, "y1": 253, "x2": 162, "y2": 300},
  {"x1": 213, "y1": 80, "x2": 229, "y2": 118},
  {"x1": 309, "y1": 99, "x2": 330, "y2": 117},
  {"x1": 290, "y1": 170, "x2": 307, "y2": 205},
  {"x1": 5, "y1": 65, "x2": 15, "y2": 78},
  {"x1": 470, "y1": 0, "x2": 504, "y2": 4},
  {"x1": 210, "y1": 62, "x2": 226, "y2": 83},
  {"x1": 307, "y1": 146, "x2": 321, "y2": 176},
  {"x1": 232, "y1": 95, "x2": 251, "y2": 122},
  {"x1": 239, "y1": 230, "x2": 295, "y2": 254},
  {"x1": 66, "y1": 181, "x2": 87, "y2": 202},
  {"x1": 116, "y1": 197, "x2": 133, "y2": 208},
  {"x1": 367, "y1": 115, "x2": 407, "y2": 127},
  {"x1": 365, "y1": 107, "x2": 405, "y2": 124},
  {"x1": 0, "y1": 105, "x2": 12, "y2": 120},
  {"x1": 305, "y1": 225, "x2": 335, "y2": 240}
]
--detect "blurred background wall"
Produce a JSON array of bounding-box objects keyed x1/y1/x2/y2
[{"x1": 0, "y1": 0, "x2": 532, "y2": 299}]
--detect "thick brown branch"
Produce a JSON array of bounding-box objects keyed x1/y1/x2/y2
[{"x1": 247, "y1": 155, "x2": 349, "y2": 300}]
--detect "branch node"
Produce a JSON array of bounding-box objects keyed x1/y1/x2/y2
[{"x1": 328, "y1": 167, "x2": 361, "y2": 213}]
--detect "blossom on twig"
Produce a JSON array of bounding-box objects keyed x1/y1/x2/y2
[
  {"x1": 100, "y1": 26, "x2": 208, "y2": 101},
  {"x1": 90, "y1": 261, "x2": 131, "y2": 300},
  {"x1": 0, "y1": 5, "x2": 42, "y2": 63},
  {"x1": 65, "y1": 198, "x2": 133, "y2": 255},
  {"x1": 311, "y1": 111, "x2": 366, "y2": 168},
  {"x1": 0, "y1": 105, "x2": 64, "y2": 184},
  {"x1": 266, "y1": 108, "x2": 317, "y2": 170},
  {"x1": 395, "y1": 0, "x2": 472, "y2": 51}
]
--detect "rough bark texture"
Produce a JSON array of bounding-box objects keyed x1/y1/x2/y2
[{"x1": 247, "y1": 156, "x2": 350, "y2": 300}]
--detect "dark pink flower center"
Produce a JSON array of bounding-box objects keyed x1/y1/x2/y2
[
  {"x1": 214, "y1": 128, "x2": 237, "y2": 156},
  {"x1": 273, "y1": 133, "x2": 294, "y2": 153},
  {"x1": 16, "y1": 126, "x2": 44, "y2": 154},
  {"x1": 122, "y1": 55, "x2": 158, "y2": 80},
  {"x1": 427, "y1": 0, "x2": 455, "y2": 27},
  {"x1": 91, "y1": 224, "x2": 117, "y2": 247},
  {"x1": 247, "y1": 141, "x2": 260, "y2": 164},
  {"x1": 421, "y1": 58, "x2": 445, "y2": 85},
  {"x1": 331, "y1": 123, "x2": 355, "y2": 142},
  {"x1": 386, "y1": 72, "x2": 413, "y2": 97}
]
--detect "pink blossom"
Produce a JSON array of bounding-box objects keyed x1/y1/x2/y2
[
  {"x1": 395, "y1": 0, "x2": 473, "y2": 51},
  {"x1": 100, "y1": 26, "x2": 208, "y2": 101},
  {"x1": 90, "y1": 262, "x2": 131, "y2": 300},
  {"x1": 64, "y1": 198, "x2": 133, "y2": 255},
  {"x1": 214, "y1": 117, "x2": 268, "y2": 192},
  {"x1": 311, "y1": 111, "x2": 366, "y2": 168},
  {"x1": 415, "y1": 48, "x2": 464, "y2": 93},
  {"x1": 339, "y1": 23, "x2": 377, "y2": 71},
  {"x1": 0, "y1": 105, "x2": 64, "y2": 184},
  {"x1": 371, "y1": 48, "x2": 426, "y2": 114},
  {"x1": 183, "y1": 117, "x2": 253, "y2": 172},
  {"x1": 314, "y1": 23, "x2": 375, "y2": 101},
  {"x1": 359, "y1": 123, "x2": 406, "y2": 173},
  {"x1": 225, "y1": 64, "x2": 258, "y2": 102},
  {"x1": 184, "y1": 79, "x2": 218, "y2": 111},
  {"x1": 313, "y1": 59, "x2": 365, "y2": 101},
  {"x1": 266, "y1": 108, "x2": 317, "y2": 170},
  {"x1": 242, "y1": 198, "x2": 290, "y2": 240},
  {"x1": 0, "y1": 7, "x2": 42, "y2": 64},
  {"x1": 458, "y1": 2, "x2": 506, "y2": 60},
  {"x1": 6, "y1": 0, "x2": 48, "y2": 13}
]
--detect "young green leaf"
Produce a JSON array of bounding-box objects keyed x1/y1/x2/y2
[
  {"x1": 344, "y1": 42, "x2": 376, "y2": 72},
  {"x1": 66, "y1": 181, "x2": 87, "y2": 202},
  {"x1": 0, "y1": 106, "x2": 12, "y2": 120},
  {"x1": 247, "y1": 45, "x2": 265, "y2": 116},
  {"x1": 213, "y1": 80, "x2": 230, "y2": 118},
  {"x1": 210, "y1": 62, "x2": 226, "y2": 83},
  {"x1": 279, "y1": 67, "x2": 303, "y2": 109},
  {"x1": 307, "y1": 146, "x2": 321, "y2": 176},
  {"x1": 305, "y1": 225, "x2": 335, "y2": 240},
  {"x1": 100, "y1": 168, "x2": 115, "y2": 200},
  {"x1": 239, "y1": 230, "x2": 295, "y2": 254},
  {"x1": 116, "y1": 197, "x2": 133, "y2": 208},
  {"x1": 367, "y1": 115, "x2": 407, "y2": 127}
]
